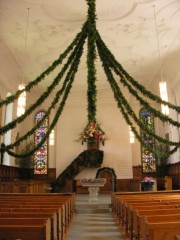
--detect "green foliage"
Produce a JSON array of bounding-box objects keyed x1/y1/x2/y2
[
  {"x1": 156, "y1": 144, "x2": 169, "y2": 178},
  {"x1": 0, "y1": 0, "x2": 180, "y2": 160},
  {"x1": 15, "y1": 141, "x2": 34, "y2": 180},
  {"x1": 15, "y1": 142, "x2": 34, "y2": 169}
]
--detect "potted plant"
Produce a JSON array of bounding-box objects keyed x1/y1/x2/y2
[
  {"x1": 156, "y1": 143, "x2": 169, "y2": 190},
  {"x1": 141, "y1": 176, "x2": 155, "y2": 191},
  {"x1": 155, "y1": 143, "x2": 168, "y2": 176}
]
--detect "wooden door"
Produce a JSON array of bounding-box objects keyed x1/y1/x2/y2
[{"x1": 99, "y1": 170, "x2": 112, "y2": 193}]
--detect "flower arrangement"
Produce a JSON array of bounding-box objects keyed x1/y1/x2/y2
[
  {"x1": 81, "y1": 178, "x2": 106, "y2": 184},
  {"x1": 141, "y1": 177, "x2": 155, "y2": 183},
  {"x1": 76, "y1": 122, "x2": 108, "y2": 145}
]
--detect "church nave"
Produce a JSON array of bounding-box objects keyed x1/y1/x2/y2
[{"x1": 66, "y1": 194, "x2": 124, "y2": 240}]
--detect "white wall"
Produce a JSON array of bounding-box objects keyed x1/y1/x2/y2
[
  {"x1": 167, "y1": 83, "x2": 180, "y2": 163},
  {"x1": 1, "y1": 74, "x2": 179, "y2": 175},
  {"x1": 55, "y1": 88, "x2": 133, "y2": 179},
  {"x1": 33, "y1": 79, "x2": 179, "y2": 178}
]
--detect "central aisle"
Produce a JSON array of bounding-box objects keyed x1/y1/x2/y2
[{"x1": 66, "y1": 194, "x2": 125, "y2": 240}]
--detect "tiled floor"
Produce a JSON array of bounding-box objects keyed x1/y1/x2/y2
[{"x1": 66, "y1": 194, "x2": 125, "y2": 240}]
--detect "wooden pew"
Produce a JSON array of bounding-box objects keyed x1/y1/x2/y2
[
  {"x1": 0, "y1": 212, "x2": 57, "y2": 240},
  {"x1": 0, "y1": 207, "x2": 62, "y2": 240},
  {"x1": 0, "y1": 193, "x2": 75, "y2": 240},
  {"x1": 0, "y1": 203, "x2": 65, "y2": 240},
  {"x1": 113, "y1": 196, "x2": 158, "y2": 225},
  {"x1": 0, "y1": 201, "x2": 67, "y2": 230},
  {"x1": 0, "y1": 193, "x2": 75, "y2": 226},
  {"x1": 111, "y1": 191, "x2": 180, "y2": 240},
  {"x1": 141, "y1": 215, "x2": 180, "y2": 240},
  {"x1": 0, "y1": 217, "x2": 51, "y2": 240},
  {"x1": 119, "y1": 197, "x2": 180, "y2": 233},
  {"x1": 123, "y1": 198, "x2": 180, "y2": 226},
  {"x1": 0, "y1": 193, "x2": 75, "y2": 222},
  {"x1": 127, "y1": 203, "x2": 180, "y2": 239},
  {"x1": 134, "y1": 208, "x2": 180, "y2": 240},
  {"x1": 112, "y1": 191, "x2": 180, "y2": 224},
  {"x1": 111, "y1": 191, "x2": 180, "y2": 215},
  {"x1": 111, "y1": 192, "x2": 180, "y2": 223}
]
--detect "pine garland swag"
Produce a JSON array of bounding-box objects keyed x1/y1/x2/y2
[{"x1": 0, "y1": 0, "x2": 179, "y2": 159}]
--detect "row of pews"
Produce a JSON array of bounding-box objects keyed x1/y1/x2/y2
[
  {"x1": 111, "y1": 190, "x2": 180, "y2": 240},
  {"x1": 0, "y1": 192, "x2": 75, "y2": 240}
]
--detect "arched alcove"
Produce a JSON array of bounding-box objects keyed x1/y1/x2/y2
[{"x1": 96, "y1": 167, "x2": 116, "y2": 193}]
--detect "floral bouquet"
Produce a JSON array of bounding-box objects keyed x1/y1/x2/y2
[
  {"x1": 81, "y1": 178, "x2": 106, "y2": 184},
  {"x1": 76, "y1": 122, "x2": 108, "y2": 145},
  {"x1": 141, "y1": 177, "x2": 155, "y2": 183},
  {"x1": 81, "y1": 178, "x2": 106, "y2": 185}
]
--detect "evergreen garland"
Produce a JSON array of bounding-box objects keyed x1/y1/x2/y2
[
  {"x1": 97, "y1": 39, "x2": 180, "y2": 147},
  {"x1": 7, "y1": 29, "x2": 87, "y2": 158},
  {"x1": 0, "y1": 0, "x2": 180, "y2": 160},
  {"x1": 96, "y1": 31, "x2": 180, "y2": 113},
  {"x1": 0, "y1": 25, "x2": 88, "y2": 135},
  {"x1": 86, "y1": 0, "x2": 97, "y2": 123},
  {"x1": 0, "y1": 22, "x2": 87, "y2": 108}
]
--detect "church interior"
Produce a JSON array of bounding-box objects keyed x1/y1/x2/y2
[{"x1": 0, "y1": 0, "x2": 180, "y2": 239}]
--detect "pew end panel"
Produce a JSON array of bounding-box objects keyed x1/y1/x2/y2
[{"x1": 141, "y1": 216, "x2": 180, "y2": 240}]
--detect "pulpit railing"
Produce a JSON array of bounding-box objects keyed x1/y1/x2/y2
[{"x1": 52, "y1": 149, "x2": 104, "y2": 192}]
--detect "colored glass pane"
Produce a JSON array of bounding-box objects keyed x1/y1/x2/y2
[
  {"x1": 34, "y1": 111, "x2": 48, "y2": 174},
  {"x1": 140, "y1": 108, "x2": 156, "y2": 173}
]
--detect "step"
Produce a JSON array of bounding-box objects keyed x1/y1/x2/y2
[
  {"x1": 76, "y1": 208, "x2": 111, "y2": 214},
  {"x1": 75, "y1": 203, "x2": 112, "y2": 214}
]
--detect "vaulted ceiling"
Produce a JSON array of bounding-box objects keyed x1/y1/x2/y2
[{"x1": 0, "y1": 0, "x2": 180, "y2": 99}]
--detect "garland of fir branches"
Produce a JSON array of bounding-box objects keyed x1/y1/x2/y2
[
  {"x1": 96, "y1": 31, "x2": 180, "y2": 113},
  {"x1": 0, "y1": 0, "x2": 180, "y2": 160},
  {"x1": 96, "y1": 34, "x2": 179, "y2": 157},
  {"x1": 0, "y1": 22, "x2": 88, "y2": 109},
  {"x1": 0, "y1": 24, "x2": 88, "y2": 135},
  {"x1": 87, "y1": 0, "x2": 97, "y2": 123},
  {"x1": 7, "y1": 31, "x2": 87, "y2": 152},
  {"x1": 97, "y1": 41, "x2": 179, "y2": 158},
  {"x1": 97, "y1": 38, "x2": 180, "y2": 147},
  {"x1": 96, "y1": 33, "x2": 180, "y2": 129},
  {"x1": 7, "y1": 32, "x2": 86, "y2": 158}
]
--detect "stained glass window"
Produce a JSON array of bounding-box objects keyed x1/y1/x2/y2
[
  {"x1": 140, "y1": 108, "x2": 156, "y2": 173},
  {"x1": 34, "y1": 111, "x2": 48, "y2": 174}
]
